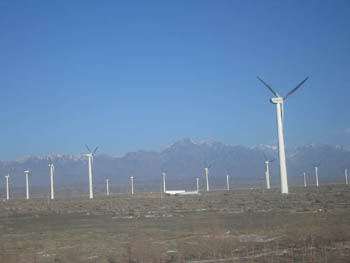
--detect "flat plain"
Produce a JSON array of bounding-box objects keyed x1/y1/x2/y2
[{"x1": 0, "y1": 185, "x2": 350, "y2": 262}]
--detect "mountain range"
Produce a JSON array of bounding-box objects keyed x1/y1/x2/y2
[{"x1": 1, "y1": 139, "x2": 350, "y2": 193}]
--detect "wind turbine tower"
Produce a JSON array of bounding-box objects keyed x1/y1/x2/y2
[
  {"x1": 313, "y1": 163, "x2": 320, "y2": 187},
  {"x1": 130, "y1": 176, "x2": 134, "y2": 195},
  {"x1": 303, "y1": 172, "x2": 307, "y2": 188},
  {"x1": 264, "y1": 154, "x2": 275, "y2": 190},
  {"x1": 204, "y1": 163, "x2": 212, "y2": 192},
  {"x1": 24, "y1": 169, "x2": 30, "y2": 200},
  {"x1": 345, "y1": 169, "x2": 348, "y2": 185},
  {"x1": 196, "y1": 177, "x2": 199, "y2": 192},
  {"x1": 226, "y1": 174, "x2": 230, "y2": 191},
  {"x1": 162, "y1": 170, "x2": 166, "y2": 193},
  {"x1": 258, "y1": 76, "x2": 308, "y2": 194},
  {"x1": 5, "y1": 174, "x2": 10, "y2": 200},
  {"x1": 106, "y1": 178, "x2": 110, "y2": 196},
  {"x1": 48, "y1": 162, "x2": 55, "y2": 200},
  {"x1": 85, "y1": 145, "x2": 98, "y2": 199}
]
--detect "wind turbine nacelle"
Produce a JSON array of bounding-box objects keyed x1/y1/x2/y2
[{"x1": 270, "y1": 97, "x2": 283, "y2": 104}]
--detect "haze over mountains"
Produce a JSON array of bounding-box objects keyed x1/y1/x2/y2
[{"x1": 1, "y1": 139, "x2": 349, "y2": 191}]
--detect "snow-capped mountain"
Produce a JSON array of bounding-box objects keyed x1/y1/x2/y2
[{"x1": 0, "y1": 139, "x2": 349, "y2": 188}]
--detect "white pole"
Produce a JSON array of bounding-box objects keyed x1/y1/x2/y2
[
  {"x1": 88, "y1": 155, "x2": 93, "y2": 199},
  {"x1": 5, "y1": 175, "x2": 10, "y2": 200},
  {"x1": 315, "y1": 166, "x2": 319, "y2": 187},
  {"x1": 275, "y1": 102, "x2": 288, "y2": 194},
  {"x1": 345, "y1": 169, "x2": 348, "y2": 185},
  {"x1": 130, "y1": 176, "x2": 134, "y2": 195},
  {"x1": 106, "y1": 179, "x2": 110, "y2": 196},
  {"x1": 226, "y1": 174, "x2": 230, "y2": 191},
  {"x1": 196, "y1": 177, "x2": 199, "y2": 192},
  {"x1": 50, "y1": 164, "x2": 54, "y2": 200},
  {"x1": 205, "y1": 167, "x2": 209, "y2": 192},
  {"x1": 303, "y1": 172, "x2": 307, "y2": 187},
  {"x1": 162, "y1": 172, "x2": 166, "y2": 193},
  {"x1": 265, "y1": 161, "x2": 271, "y2": 189},
  {"x1": 25, "y1": 171, "x2": 29, "y2": 200}
]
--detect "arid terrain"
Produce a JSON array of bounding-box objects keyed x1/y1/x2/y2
[{"x1": 1, "y1": 185, "x2": 350, "y2": 262}]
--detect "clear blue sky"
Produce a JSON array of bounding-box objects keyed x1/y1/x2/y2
[{"x1": 1, "y1": 0, "x2": 349, "y2": 160}]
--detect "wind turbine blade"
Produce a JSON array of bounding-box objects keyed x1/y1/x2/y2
[
  {"x1": 270, "y1": 158, "x2": 276, "y2": 162},
  {"x1": 281, "y1": 102, "x2": 284, "y2": 122},
  {"x1": 85, "y1": 144, "x2": 91, "y2": 153},
  {"x1": 92, "y1": 146, "x2": 99, "y2": 154},
  {"x1": 257, "y1": 77, "x2": 281, "y2": 97},
  {"x1": 283, "y1": 77, "x2": 309, "y2": 100}
]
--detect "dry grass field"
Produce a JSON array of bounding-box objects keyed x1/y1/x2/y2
[{"x1": 0, "y1": 185, "x2": 350, "y2": 262}]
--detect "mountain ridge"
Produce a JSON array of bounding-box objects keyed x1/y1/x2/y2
[{"x1": 1, "y1": 139, "x2": 349, "y2": 189}]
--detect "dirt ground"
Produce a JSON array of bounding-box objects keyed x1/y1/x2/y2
[{"x1": 0, "y1": 185, "x2": 350, "y2": 262}]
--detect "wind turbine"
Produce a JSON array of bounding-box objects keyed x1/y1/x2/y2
[
  {"x1": 313, "y1": 163, "x2": 320, "y2": 187},
  {"x1": 161, "y1": 170, "x2": 166, "y2": 193},
  {"x1": 345, "y1": 169, "x2": 348, "y2": 185},
  {"x1": 258, "y1": 76, "x2": 308, "y2": 194},
  {"x1": 263, "y1": 154, "x2": 275, "y2": 190},
  {"x1": 24, "y1": 169, "x2": 30, "y2": 200},
  {"x1": 85, "y1": 144, "x2": 98, "y2": 199},
  {"x1": 130, "y1": 176, "x2": 134, "y2": 195},
  {"x1": 48, "y1": 159, "x2": 56, "y2": 200},
  {"x1": 5, "y1": 174, "x2": 10, "y2": 200},
  {"x1": 303, "y1": 172, "x2": 307, "y2": 188},
  {"x1": 196, "y1": 177, "x2": 200, "y2": 192},
  {"x1": 226, "y1": 173, "x2": 230, "y2": 191},
  {"x1": 106, "y1": 178, "x2": 110, "y2": 196},
  {"x1": 204, "y1": 162, "x2": 212, "y2": 192}
]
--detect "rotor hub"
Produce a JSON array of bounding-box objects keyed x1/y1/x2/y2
[{"x1": 270, "y1": 97, "x2": 283, "y2": 104}]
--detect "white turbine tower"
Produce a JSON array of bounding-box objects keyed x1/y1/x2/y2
[
  {"x1": 48, "y1": 161, "x2": 55, "y2": 200},
  {"x1": 5, "y1": 174, "x2": 10, "y2": 200},
  {"x1": 85, "y1": 144, "x2": 99, "y2": 199},
  {"x1": 263, "y1": 154, "x2": 275, "y2": 190},
  {"x1": 226, "y1": 174, "x2": 230, "y2": 191},
  {"x1": 106, "y1": 178, "x2": 110, "y2": 196},
  {"x1": 313, "y1": 163, "x2": 320, "y2": 187},
  {"x1": 258, "y1": 76, "x2": 308, "y2": 194},
  {"x1": 24, "y1": 169, "x2": 30, "y2": 200},
  {"x1": 345, "y1": 169, "x2": 348, "y2": 185},
  {"x1": 196, "y1": 177, "x2": 199, "y2": 192},
  {"x1": 204, "y1": 163, "x2": 212, "y2": 192},
  {"x1": 303, "y1": 172, "x2": 307, "y2": 188},
  {"x1": 130, "y1": 176, "x2": 134, "y2": 195},
  {"x1": 162, "y1": 170, "x2": 166, "y2": 193}
]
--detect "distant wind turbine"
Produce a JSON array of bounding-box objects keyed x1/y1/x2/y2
[
  {"x1": 263, "y1": 154, "x2": 275, "y2": 190},
  {"x1": 345, "y1": 169, "x2": 348, "y2": 185},
  {"x1": 204, "y1": 162, "x2": 212, "y2": 192},
  {"x1": 196, "y1": 177, "x2": 199, "y2": 192},
  {"x1": 106, "y1": 178, "x2": 110, "y2": 196},
  {"x1": 85, "y1": 144, "x2": 99, "y2": 199},
  {"x1": 162, "y1": 170, "x2": 166, "y2": 193},
  {"x1": 313, "y1": 163, "x2": 320, "y2": 187},
  {"x1": 226, "y1": 174, "x2": 230, "y2": 191},
  {"x1": 258, "y1": 76, "x2": 308, "y2": 194},
  {"x1": 130, "y1": 176, "x2": 134, "y2": 195},
  {"x1": 303, "y1": 172, "x2": 307, "y2": 188},
  {"x1": 48, "y1": 159, "x2": 56, "y2": 200},
  {"x1": 5, "y1": 174, "x2": 10, "y2": 200},
  {"x1": 24, "y1": 169, "x2": 30, "y2": 200}
]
